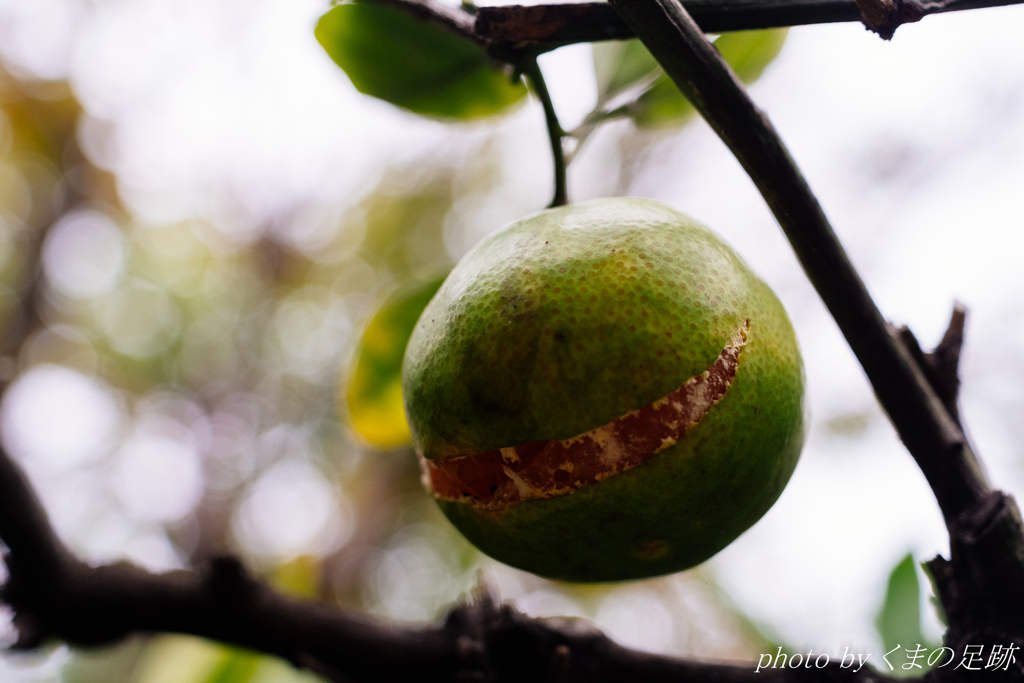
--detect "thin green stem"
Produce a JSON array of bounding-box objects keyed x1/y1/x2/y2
[
  {"x1": 564, "y1": 107, "x2": 627, "y2": 165},
  {"x1": 524, "y1": 59, "x2": 568, "y2": 208}
]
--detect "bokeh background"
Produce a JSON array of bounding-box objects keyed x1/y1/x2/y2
[{"x1": 1, "y1": 0, "x2": 1024, "y2": 680}]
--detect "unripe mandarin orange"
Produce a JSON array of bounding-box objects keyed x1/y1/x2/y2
[{"x1": 402, "y1": 198, "x2": 804, "y2": 582}]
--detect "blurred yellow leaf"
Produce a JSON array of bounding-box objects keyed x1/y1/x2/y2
[
  {"x1": 344, "y1": 275, "x2": 446, "y2": 447},
  {"x1": 272, "y1": 555, "x2": 321, "y2": 598},
  {"x1": 132, "y1": 638, "x2": 306, "y2": 683}
]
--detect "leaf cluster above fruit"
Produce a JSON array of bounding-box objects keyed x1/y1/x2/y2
[
  {"x1": 326, "y1": 1, "x2": 790, "y2": 444},
  {"x1": 590, "y1": 29, "x2": 788, "y2": 128},
  {"x1": 315, "y1": 0, "x2": 787, "y2": 127}
]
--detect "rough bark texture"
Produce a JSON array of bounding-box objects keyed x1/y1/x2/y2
[{"x1": 469, "y1": 0, "x2": 1024, "y2": 52}]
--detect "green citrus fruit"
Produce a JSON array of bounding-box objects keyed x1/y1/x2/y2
[{"x1": 402, "y1": 197, "x2": 804, "y2": 582}]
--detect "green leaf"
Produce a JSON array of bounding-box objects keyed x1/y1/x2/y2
[
  {"x1": 592, "y1": 29, "x2": 788, "y2": 129},
  {"x1": 714, "y1": 28, "x2": 789, "y2": 84},
  {"x1": 593, "y1": 39, "x2": 659, "y2": 102},
  {"x1": 632, "y1": 75, "x2": 696, "y2": 128},
  {"x1": 874, "y1": 553, "x2": 940, "y2": 676},
  {"x1": 877, "y1": 553, "x2": 924, "y2": 650},
  {"x1": 315, "y1": 3, "x2": 526, "y2": 119},
  {"x1": 344, "y1": 275, "x2": 446, "y2": 447},
  {"x1": 203, "y1": 650, "x2": 261, "y2": 683}
]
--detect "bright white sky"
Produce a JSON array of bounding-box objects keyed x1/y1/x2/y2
[{"x1": 2, "y1": 0, "x2": 1024, "y2": 670}]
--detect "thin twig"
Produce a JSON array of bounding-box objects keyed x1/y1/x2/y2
[
  {"x1": 523, "y1": 59, "x2": 569, "y2": 208},
  {"x1": 924, "y1": 302, "x2": 967, "y2": 425}
]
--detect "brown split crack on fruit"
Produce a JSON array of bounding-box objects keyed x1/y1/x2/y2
[{"x1": 420, "y1": 319, "x2": 750, "y2": 510}]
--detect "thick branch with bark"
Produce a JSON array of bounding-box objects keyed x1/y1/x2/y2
[
  {"x1": 0, "y1": 436, "x2": 896, "y2": 682},
  {"x1": 605, "y1": 0, "x2": 1024, "y2": 665},
  {"x1": 467, "y1": 0, "x2": 1024, "y2": 55}
]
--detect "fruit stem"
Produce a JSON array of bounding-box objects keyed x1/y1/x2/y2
[{"x1": 523, "y1": 58, "x2": 568, "y2": 208}]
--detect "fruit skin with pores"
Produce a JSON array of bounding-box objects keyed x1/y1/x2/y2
[{"x1": 402, "y1": 197, "x2": 805, "y2": 582}]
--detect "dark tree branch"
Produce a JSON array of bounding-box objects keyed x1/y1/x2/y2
[
  {"x1": 475, "y1": 3, "x2": 636, "y2": 45},
  {"x1": 605, "y1": 0, "x2": 1024, "y2": 667},
  {"x1": 1, "y1": 441, "x2": 898, "y2": 683},
  {"x1": 894, "y1": 305, "x2": 965, "y2": 428},
  {"x1": 472, "y1": 0, "x2": 1024, "y2": 50},
  {"x1": 367, "y1": 0, "x2": 482, "y2": 45},
  {"x1": 924, "y1": 302, "x2": 967, "y2": 425},
  {"x1": 358, "y1": 0, "x2": 1024, "y2": 63},
  {"x1": 523, "y1": 59, "x2": 569, "y2": 208},
  {"x1": 0, "y1": 443, "x2": 455, "y2": 679},
  {"x1": 927, "y1": 490, "x2": 1024, "y2": 664},
  {"x1": 849, "y1": 0, "x2": 920, "y2": 39}
]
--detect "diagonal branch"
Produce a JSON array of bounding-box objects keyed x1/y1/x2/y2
[
  {"x1": 604, "y1": 0, "x2": 1024, "y2": 660},
  {"x1": 605, "y1": 0, "x2": 990, "y2": 530}
]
